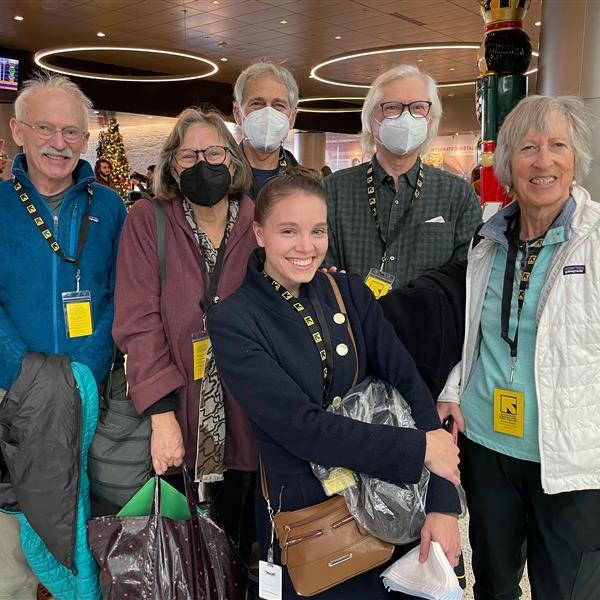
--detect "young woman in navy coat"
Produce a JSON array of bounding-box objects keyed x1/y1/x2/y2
[{"x1": 208, "y1": 168, "x2": 461, "y2": 599}]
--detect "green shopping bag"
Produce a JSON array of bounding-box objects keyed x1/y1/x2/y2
[{"x1": 117, "y1": 477, "x2": 208, "y2": 520}]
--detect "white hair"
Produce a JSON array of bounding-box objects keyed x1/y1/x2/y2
[
  {"x1": 15, "y1": 71, "x2": 93, "y2": 131},
  {"x1": 494, "y1": 95, "x2": 591, "y2": 190},
  {"x1": 233, "y1": 60, "x2": 299, "y2": 109},
  {"x1": 360, "y1": 64, "x2": 442, "y2": 155}
]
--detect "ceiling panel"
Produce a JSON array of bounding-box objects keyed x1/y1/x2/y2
[{"x1": 0, "y1": 0, "x2": 543, "y2": 105}]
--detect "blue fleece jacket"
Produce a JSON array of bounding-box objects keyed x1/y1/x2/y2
[{"x1": 0, "y1": 154, "x2": 126, "y2": 388}]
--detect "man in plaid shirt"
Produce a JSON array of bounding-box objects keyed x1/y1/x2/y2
[{"x1": 325, "y1": 65, "x2": 481, "y2": 288}]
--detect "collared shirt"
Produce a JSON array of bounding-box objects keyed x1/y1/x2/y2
[
  {"x1": 325, "y1": 155, "x2": 482, "y2": 287},
  {"x1": 461, "y1": 198, "x2": 575, "y2": 462}
]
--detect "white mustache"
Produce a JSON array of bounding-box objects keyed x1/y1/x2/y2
[{"x1": 41, "y1": 145, "x2": 73, "y2": 159}]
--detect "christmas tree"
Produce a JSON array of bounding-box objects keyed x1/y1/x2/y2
[{"x1": 96, "y1": 118, "x2": 130, "y2": 199}]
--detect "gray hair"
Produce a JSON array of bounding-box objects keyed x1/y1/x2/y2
[
  {"x1": 15, "y1": 71, "x2": 93, "y2": 131},
  {"x1": 494, "y1": 95, "x2": 591, "y2": 190},
  {"x1": 233, "y1": 60, "x2": 299, "y2": 109},
  {"x1": 360, "y1": 64, "x2": 442, "y2": 155},
  {"x1": 154, "y1": 107, "x2": 251, "y2": 199}
]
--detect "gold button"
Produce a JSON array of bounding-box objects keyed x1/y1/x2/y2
[
  {"x1": 336, "y1": 343, "x2": 349, "y2": 356},
  {"x1": 333, "y1": 312, "x2": 346, "y2": 325},
  {"x1": 331, "y1": 396, "x2": 342, "y2": 409}
]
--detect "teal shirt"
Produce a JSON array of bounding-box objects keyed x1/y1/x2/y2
[{"x1": 462, "y1": 223, "x2": 567, "y2": 462}]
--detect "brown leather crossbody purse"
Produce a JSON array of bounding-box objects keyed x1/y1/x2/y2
[{"x1": 260, "y1": 274, "x2": 394, "y2": 597}]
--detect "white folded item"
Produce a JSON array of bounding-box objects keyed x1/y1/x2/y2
[{"x1": 381, "y1": 541, "x2": 463, "y2": 600}]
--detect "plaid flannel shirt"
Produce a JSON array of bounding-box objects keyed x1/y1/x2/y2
[{"x1": 325, "y1": 155, "x2": 482, "y2": 287}]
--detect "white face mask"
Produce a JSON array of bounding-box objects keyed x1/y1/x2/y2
[
  {"x1": 376, "y1": 111, "x2": 428, "y2": 156},
  {"x1": 242, "y1": 106, "x2": 290, "y2": 154}
]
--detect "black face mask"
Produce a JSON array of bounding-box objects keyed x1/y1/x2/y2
[{"x1": 179, "y1": 161, "x2": 231, "y2": 207}]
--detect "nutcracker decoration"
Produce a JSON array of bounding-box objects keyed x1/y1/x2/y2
[{"x1": 477, "y1": 0, "x2": 532, "y2": 214}]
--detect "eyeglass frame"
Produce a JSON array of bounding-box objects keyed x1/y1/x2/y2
[
  {"x1": 173, "y1": 145, "x2": 230, "y2": 168},
  {"x1": 379, "y1": 101, "x2": 432, "y2": 119},
  {"x1": 17, "y1": 120, "x2": 87, "y2": 143}
]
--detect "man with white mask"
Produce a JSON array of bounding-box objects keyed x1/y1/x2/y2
[
  {"x1": 325, "y1": 64, "x2": 481, "y2": 293},
  {"x1": 233, "y1": 60, "x2": 299, "y2": 198}
]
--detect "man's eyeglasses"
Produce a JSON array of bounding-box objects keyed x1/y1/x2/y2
[
  {"x1": 18, "y1": 121, "x2": 86, "y2": 143},
  {"x1": 379, "y1": 101, "x2": 432, "y2": 119},
  {"x1": 174, "y1": 146, "x2": 229, "y2": 169}
]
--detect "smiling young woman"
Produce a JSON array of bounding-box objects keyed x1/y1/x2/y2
[{"x1": 208, "y1": 167, "x2": 462, "y2": 600}]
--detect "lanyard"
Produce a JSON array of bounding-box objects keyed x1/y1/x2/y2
[
  {"x1": 500, "y1": 216, "x2": 545, "y2": 383},
  {"x1": 262, "y1": 272, "x2": 330, "y2": 400},
  {"x1": 200, "y1": 238, "x2": 227, "y2": 318},
  {"x1": 366, "y1": 158, "x2": 424, "y2": 270},
  {"x1": 14, "y1": 179, "x2": 92, "y2": 289}
]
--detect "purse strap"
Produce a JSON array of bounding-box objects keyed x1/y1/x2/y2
[{"x1": 324, "y1": 273, "x2": 359, "y2": 387}]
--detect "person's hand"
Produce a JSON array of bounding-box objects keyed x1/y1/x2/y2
[
  {"x1": 319, "y1": 266, "x2": 346, "y2": 274},
  {"x1": 424, "y1": 429, "x2": 460, "y2": 485},
  {"x1": 150, "y1": 411, "x2": 185, "y2": 474},
  {"x1": 437, "y1": 402, "x2": 465, "y2": 432},
  {"x1": 419, "y1": 513, "x2": 461, "y2": 567}
]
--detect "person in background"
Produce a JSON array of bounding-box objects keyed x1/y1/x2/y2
[
  {"x1": 0, "y1": 73, "x2": 126, "y2": 600},
  {"x1": 470, "y1": 165, "x2": 481, "y2": 197},
  {"x1": 113, "y1": 107, "x2": 258, "y2": 570},
  {"x1": 209, "y1": 168, "x2": 461, "y2": 600},
  {"x1": 233, "y1": 60, "x2": 299, "y2": 198},
  {"x1": 351, "y1": 157, "x2": 361, "y2": 167},
  {"x1": 320, "y1": 164, "x2": 332, "y2": 177},
  {"x1": 94, "y1": 157, "x2": 114, "y2": 188},
  {"x1": 438, "y1": 95, "x2": 600, "y2": 599},
  {"x1": 325, "y1": 64, "x2": 481, "y2": 288}
]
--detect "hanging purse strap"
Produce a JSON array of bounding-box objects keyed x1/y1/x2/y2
[{"x1": 324, "y1": 273, "x2": 359, "y2": 387}]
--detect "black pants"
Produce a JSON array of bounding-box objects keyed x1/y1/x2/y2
[{"x1": 460, "y1": 436, "x2": 600, "y2": 600}]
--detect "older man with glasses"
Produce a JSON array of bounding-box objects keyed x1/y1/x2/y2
[
  {"x1": 325, "y1": 64, "x2": 482, "y2": 293},
  {"x1": 0, "y1": 73, "x2": 126, "y2": 599}
]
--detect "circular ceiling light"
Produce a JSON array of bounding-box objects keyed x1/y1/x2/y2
[
  {"x1": 297, "y1": 96, "x2": 364, "y2": 113},
  {"x1": 34, "y1": 46, "x2": 218, "y2": 82},
  {"x1": 310, "y1": 43, "x2": 539, "y2": 89}
]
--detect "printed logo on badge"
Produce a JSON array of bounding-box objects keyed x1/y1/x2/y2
[
  {"x1": 493, "y1": 387, "x2": 524, "y2": 438},
  {"x1": 563, "y1": 265, "x2": 585, "y2": 275}
]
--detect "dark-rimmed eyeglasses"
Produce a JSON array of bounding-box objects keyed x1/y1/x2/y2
[
  {"x1": 18, "y1": 121, "x2": 85, "y2": 143},
  {"x1": 379, "y1": 101, "x2": 432, "y2": 119},
  {"x1": 173, "y1": 146, "x2": 229, "y2": 169}
]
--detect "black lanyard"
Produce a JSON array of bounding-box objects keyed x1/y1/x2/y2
[
  {"x1": 500, "y1": 216, "x2": 545, "y2": 382},
  {"x1": 262, "y1": 272, "x2": 330, "y2": 400},
  {"x1": 201, "y1": 239, "x2": 227, "y2": 316},
  {"x1": 366, "y1": 159, "x2": 424, "y2": 269},
  {"x1": 14, "y1": 178, "x2": 92, "y2": 281}
]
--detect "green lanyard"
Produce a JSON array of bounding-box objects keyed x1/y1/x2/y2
[
  {"x1": 366, "y1": 159, "x2": 424, "y2": 270},
  {"x1": 262, "y1": 271, "x2": 329, "y2": 396}
]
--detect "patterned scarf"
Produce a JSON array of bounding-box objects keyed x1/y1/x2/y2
[{"x1": 182, "y1": 198, "x2": 239, "y2": 483}]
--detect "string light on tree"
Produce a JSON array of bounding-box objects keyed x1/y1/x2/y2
[{"x1": 96, "y1": 118, "x2": 130, "y2": 199}]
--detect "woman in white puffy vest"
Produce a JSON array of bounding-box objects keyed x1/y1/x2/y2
[{"x1": 437, "y1": 95, "x2": 600, "y2": 599}]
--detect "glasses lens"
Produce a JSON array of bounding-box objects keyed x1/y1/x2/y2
[
  {"x1": 62, "y1": 127, "x2": 83, "y2": 142},
  {"x1": 175, "y1": 150, "x2": 198, "y2": 168},
  {"x1": 381, "y1": 102, "x2": 405, "y2": 119},
  {"x1": 409, "y1": 101, "x2": 431, "y2": 118},
  {"x1": 203, "y1": 146, "x2": 227, "y2": 165},
  {"x1": 34, "y1": 123, "x2": 55, "y2": 139}
]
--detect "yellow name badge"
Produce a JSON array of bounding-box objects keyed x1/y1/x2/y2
[
  {"x1": 62, "y1": 291, "x2": 93, "y2": 338},
  {"x1": 493, "y1": 387, "x2": 525, "y2": 437},
  {"x1": 192, "y1": 333, "x2": 209, "y2": 381},
  {"x1": 364, "y1": 268, "x2": 395, "y2": 299},
  {"x1": 322, "y1": 467, "x2": 358, "y2": 496}
]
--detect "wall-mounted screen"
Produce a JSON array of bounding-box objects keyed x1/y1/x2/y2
[{"x1": 0, "y1": 58, "x2": 19, "y2": 91}]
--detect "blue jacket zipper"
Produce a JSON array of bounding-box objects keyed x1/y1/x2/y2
[{"x1": 52, "y1": 213, "x2": 59, "y2": 354}]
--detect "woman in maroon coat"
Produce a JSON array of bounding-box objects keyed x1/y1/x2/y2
[{"x1": 113, "y1": 108, "x2": 258, "y2": 560}]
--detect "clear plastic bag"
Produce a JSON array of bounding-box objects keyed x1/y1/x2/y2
[{"x1": 312, "y1": 376, "x2": 431, "y2": 544}]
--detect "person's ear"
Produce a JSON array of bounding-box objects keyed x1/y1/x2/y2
[
  {"x1": 9, "y1": 118, "x2": 24, "y2": 147},
  {"x1": 252, "y1": 221, "x2": 265, "y2": 247},
  {"x1": 233, "y1": 103, "x2": 243, "y2": 127}
]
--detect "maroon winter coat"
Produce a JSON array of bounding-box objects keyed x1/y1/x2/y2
[{"x1": 113, "y1": 194, "x2": 258, "y2": 471}]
